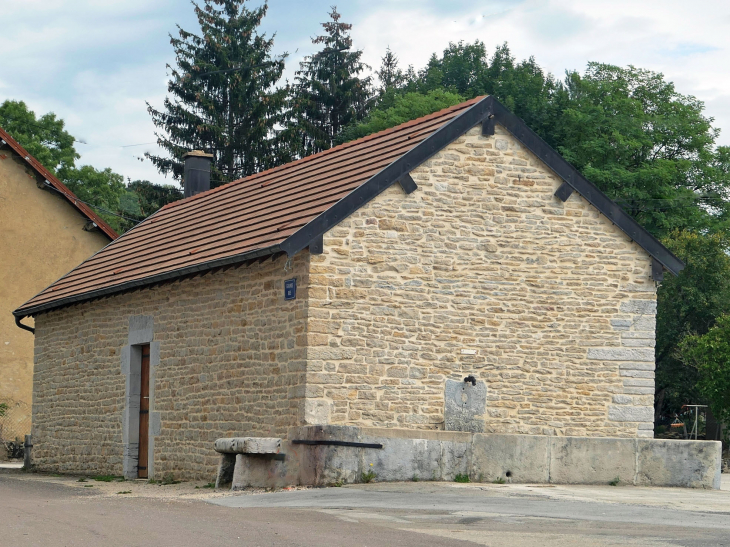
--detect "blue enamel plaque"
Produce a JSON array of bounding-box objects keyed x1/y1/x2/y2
[{"x1": 284, "y1": 278, "x2": 297, "y2": 300}]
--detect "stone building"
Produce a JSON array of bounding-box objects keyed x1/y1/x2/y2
[
  {"x1": 0, "y1": 127, "x2": 116, "y2": 444},
  {"x1": 17, "y1": 96, "x2": 710, "y2": 486}
]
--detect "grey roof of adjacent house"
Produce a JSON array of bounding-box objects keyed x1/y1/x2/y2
[{"x1": 14, "y1": 96, "x2": 683, "y2": 320}]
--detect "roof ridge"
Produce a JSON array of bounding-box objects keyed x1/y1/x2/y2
[
  {"x1": 0, "y1": 126, "x2": 118, "y2": 240},
  {"x1": 161, "y1": 96, "x2": 484, "y2": 211}
]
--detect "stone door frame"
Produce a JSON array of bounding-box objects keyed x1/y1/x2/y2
[{"x1": 121, "y1": 315, "x2": 160, "y2": 479}]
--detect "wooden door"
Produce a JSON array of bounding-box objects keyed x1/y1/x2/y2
[{"x1": 138, "y1": 344, "x2": 150, "y2": 478}]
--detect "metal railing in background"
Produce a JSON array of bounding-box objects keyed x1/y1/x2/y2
[{"x1": 0, "y1": 399, "x2": 31, "y2": 460}]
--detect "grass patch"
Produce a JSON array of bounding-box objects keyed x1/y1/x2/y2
[
  {"x1": 161, "y1": 472, "x2": 181, "y2": 485},
  {"x1": 148, "y1": 473, "x2": 181, "y2": 486},
  {"x1": 493, "y1": 477, "x2": 506, "y2": 484},
  {"x1": 116, "y1": 491, "x2": 132, "y2": 495},
  {"x1": 196, "y1": 482, "x2": 215, "y2": 489},
  {"x1": 77, "y1": 478, "x2": 87, "y2": 483},
  {"x1": 83, "y1": 485, "x2": 93, "y2": 488},
  {"x1": 609, "y1": 476, "x2": 620, "y2": 487},
  {"x1": 454, "y1": 474, "x2": 470, "y2": 483},
  {"x1": 93, "y1": 475, "x2": 124, "y2": 483},
  {"x1": 361, "y1": 470, "x2": 377, "y2": 483},
  {"x1": 411, "y1": 475, "x2": 419, "y2": 482}
]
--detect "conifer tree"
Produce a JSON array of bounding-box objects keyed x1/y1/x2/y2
[
  {"x1": 288, "y1": 6, "x2": 372, "y2": 156},
  {"x1": 376, "y1": 47, "x2": 405, "y2": 93},
  {"x1": 147, "y1": 0, "x2": 287, "y2": 186}
]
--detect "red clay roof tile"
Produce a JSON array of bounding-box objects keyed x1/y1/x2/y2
[{"x1": 14, "y1": 98, "x2": 481, "y2": 315}]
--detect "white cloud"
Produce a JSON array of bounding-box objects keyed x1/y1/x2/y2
[
  {"x1": 354, "y1": 0, "x2": 730, "y2": 143},
  {"x1": 1, "y1": 0, "x2": 728, "y2": 188}
]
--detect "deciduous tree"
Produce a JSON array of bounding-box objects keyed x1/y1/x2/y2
[
  {"x1": 557, "y1": 64, "x2": 730, "y2": 238},
  {"x1": 680, "y1": 315, "x2": 730, "y2": 425},
  {"x1": 0, "y1": 100, "x2": 78, "y2": 175},
  {"x1": 655, "y1": 232, "x2": 730, "y2": 418}
]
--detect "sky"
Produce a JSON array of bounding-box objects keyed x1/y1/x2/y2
[{"x1": 1, "y1": 0, "x2": 729, "y2": 186}]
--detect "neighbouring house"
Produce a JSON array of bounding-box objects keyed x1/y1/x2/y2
[
  {"x1": 14, "y1": 96, "x2": 721, "y2": 488},
  {"x1": 0, "y1": 127, "x2": 117, "y2": 445}
]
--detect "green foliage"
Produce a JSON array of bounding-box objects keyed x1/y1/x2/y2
[
  {"x1": 343, "y1": 42, "x2": 565, "y2": 150},
  {"x1": 93, "y1": 475, "x2": 124, "y2": 482},
  {"x1": 0, "y1": 100, "x2": 79, "y2": 173},
  {"x1": 161, "y1": 472, "x2": 181, "y2": 485},
  {"x1": 2, "y1": 101, "x2": 184, "y2": 235},
  {"x1": 376, "y1": 47, "x2": 405, "y2": 94},
  {"x1": 287, "y1": 7, "x2": 373, "y2": 156},
  {"x1": 63, "y1": 166, "x2": 127, "y2": 231},
  {"x1": 116, "y1": 491, "x2": 132, "y2": 494},
  {"x1": 656, "y1": 232, "x2": 730, "y2": 416},
  {"x1": 0, "y1": 403, "x2": 7, "y2": 417},
  {"x1": 337, "y1": 90, "x2": 464, "y2": 144},
  {"x1": 557, "y1": 63, "x2": 730, "y2": 238},
  {"x1": 454, "y1": 474, "x2": 470, "y2": 483},
  {"x1": 126, "y1": 180, "x2": 183, "y2": 217},
  {"x1": 680, "y1": 315, "x2": 730, "y2": 424},
  {"x1": 361, "y1": 470, "x2": 376, "y2": 483},
  {"x1": 609, "y1": 477, "x2": 620, "y2": 486},
  {"x1": 147, "y1": 0, "x2": 288, "y2": 185},
  {"x1": 493, "y1": 477, "x2": 505, "y2": 484}
]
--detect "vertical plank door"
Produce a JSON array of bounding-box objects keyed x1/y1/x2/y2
[{"x1": 138, "y1": 344, "x2": 150, "y2": 478}]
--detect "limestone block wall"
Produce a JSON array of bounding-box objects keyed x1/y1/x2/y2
[
  {"x1": 306, "y1": 123, "x2": 657, "y2": 438},
  {"x1": 31, "y1": 253, "x2": 309, "y2": 479}
]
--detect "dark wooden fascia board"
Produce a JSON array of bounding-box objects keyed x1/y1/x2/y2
[
  {"x1": 279, "y1": 96, "x2": 494, "y2": 257},
  {"x1": 284, "y1": 95, "x2": 684, "y2": 277},
  {"x1": 488, "y1": 98, "x2": 684, "y2": 276}
]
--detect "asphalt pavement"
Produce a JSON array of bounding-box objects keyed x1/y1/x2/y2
[{"x1": 2, "y1": 470, "x2": 730, "y2": 546}]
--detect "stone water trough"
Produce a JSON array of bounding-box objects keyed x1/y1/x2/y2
[{"x1": 214, "y1": 426, "x2": 723, "y2": 490}]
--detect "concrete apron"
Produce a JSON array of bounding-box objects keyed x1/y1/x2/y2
[{"x1": 220, "y1": 426, "x2": 722, "y2": 490}]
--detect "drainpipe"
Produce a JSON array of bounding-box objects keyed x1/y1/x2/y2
[{"x1": 14, "y1": 315, "x2": 35, "y2": 334}]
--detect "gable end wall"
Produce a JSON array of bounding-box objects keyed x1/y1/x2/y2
[{"x1": 306, "y1": 123, "x2": 656, "y2": 438}]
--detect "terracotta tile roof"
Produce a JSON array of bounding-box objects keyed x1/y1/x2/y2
[
  {"x1": 0, "y1": 126, "x2": 118, "y2": 240},
  {"x1": 14, "y1": 97, "x2": 483, "y2": 316}
]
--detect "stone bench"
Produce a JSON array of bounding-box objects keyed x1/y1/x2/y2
[{"x1": 214, "y1": 437, "x2": 282, "y2": 489}]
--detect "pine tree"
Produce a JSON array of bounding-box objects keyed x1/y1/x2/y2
[
  {"x1": 376, "y1": 47, "x2": 405, "y2": 93},
  {"x1": 147, "y1": 0, "x2": 288, "y2": 186},
  {"x1": 288, "y1": 6, "x2": 373, "y2": 157}
]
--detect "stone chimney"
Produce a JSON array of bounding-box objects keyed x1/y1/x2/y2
[{"x1": 183, "y1": 150, "x2": 214, "y2": 198}]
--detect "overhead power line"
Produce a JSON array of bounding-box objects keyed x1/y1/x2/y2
[
  {"x1": 44, "y1": 183, "x2": 142, "y2": 224},
  {"x1": 192, "y1": 53, "x2": 290, "y2": 78}
]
